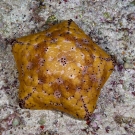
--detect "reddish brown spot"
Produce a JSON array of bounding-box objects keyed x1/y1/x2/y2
[{"x1": 132, "y1": 91, "x2": 135, "y2": 96}]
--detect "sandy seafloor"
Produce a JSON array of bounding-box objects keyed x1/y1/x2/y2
[{"x1": 0, "y1": 0, "x2": 135, "y2": 135}]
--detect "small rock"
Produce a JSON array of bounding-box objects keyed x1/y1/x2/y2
[
  {"x1": 124, "y1": 62, "x2": 134, "y2": 69},
  {"x1": 12, "y1": 116, "x2": 20, "y2": 127},
  {"x1": 127, "y1": 13, "x2": 135, "y2": 21},
  {"x1": 38, "y1": 117, "x2": 46, "y2": 125}
]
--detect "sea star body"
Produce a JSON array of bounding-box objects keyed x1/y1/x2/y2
[{"x1": 12, "y1": 19, "x2": 114, "y2": 119}]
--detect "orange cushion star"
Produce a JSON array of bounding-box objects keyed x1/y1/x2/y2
[{"x1": 12, "y1": 19, "x2": 114, "y2": 120}]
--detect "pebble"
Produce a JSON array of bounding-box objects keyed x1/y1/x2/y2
[
  {"x1": 12, "y1": 117, "x2": 20, "y2": 127},
  {"x1": 38, "y1": 117, "x2": 46, "y2": 125},
  {"x1": 124, "y1": 62, "x2": 134, "y2": 69}
]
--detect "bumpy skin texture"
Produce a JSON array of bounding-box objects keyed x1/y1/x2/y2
[{"x1": 12, "y1": 20, "x2": 114, "y2": 120}]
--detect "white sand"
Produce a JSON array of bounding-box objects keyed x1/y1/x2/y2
[{"x1": 0, "y1": 0, "x2": 135, "y2": 135}]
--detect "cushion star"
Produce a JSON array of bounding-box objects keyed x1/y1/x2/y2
[{"x1": 12, "y1": 19, "x2": 114, "y2": 120}]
